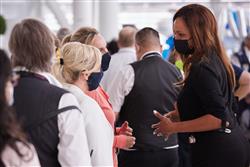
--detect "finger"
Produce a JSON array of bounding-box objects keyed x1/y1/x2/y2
[
  {"x1": 151, "y1": 122, "x2": 160, "y2": 129},
  {"x1": 163, "y1": 112, "x2": 171, "y2": 118},
  {"x1": 153, "y1": 128, "x2": 161, "y2": 135},
  {"x1": 164, "y1": 136, "x2": 169, "y2": 141},
  {"x1": 123, "y1": 121, "x2": 129, "y2": 128},
  {"x1": 120, "y1": 121, "x2": 128, "y2": 132},
  {"x1": 126, "y1": 127, "x2": 133, "y2": 133},
  {"x1": 125, "y1": 131, "x2": 133, "y2": 136},
  {"x1": 129, "y1": 141, "x2": 135, "y2": 148},
  {"x1": 127, "y1": 137, "x2": 136, "y2": 148},
  {"x1": 157, "y1": 132, "x2": 163, "y2": 137},
  {"x1": 131, "y1": 137, "x2": 136, "y2": 142},
  {"x1": 153, "y1": 110, "x2": 165, "y2": 121}
]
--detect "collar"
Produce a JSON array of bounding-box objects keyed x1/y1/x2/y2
[
  {"x1": 63, "y1": 83, "x2": 86, "y2": 100},
  {"x1": 119, "y1": 47, "x2": 136, "y2": 53},
  {"x1": 15, "y1": 70, "x2": 48, "y2": 82},
  {"x1": 140, "y1": 51, "x2": 162, "y2": 60},
  {"x1": 13, "y1": 66, "x2": 30, "y2": 73},
  {"x1": 13, "y1": 66, "x2": 62, "y2": 87}
]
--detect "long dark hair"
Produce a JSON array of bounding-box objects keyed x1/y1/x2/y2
[
  {"x1": 0, "y1": 50, "x2": 30, "y2": 166},
  {"x1": 173, "y1": 4, "x2": 235, "y2": 88}
]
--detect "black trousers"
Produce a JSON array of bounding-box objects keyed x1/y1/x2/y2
[
  {"x1": 118, "y1": 148, "x2": 179, "y2": 167},
  {"x1": 191, "y1": 126, "x2": 250, "y2": 167},
  {"x1": 178, "y1": 133, "x2": 192, "y2": 167}
]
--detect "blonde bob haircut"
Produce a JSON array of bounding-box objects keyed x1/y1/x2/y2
[{"x1": 53, "y1": 42, "x2": 102, "y2": 83}]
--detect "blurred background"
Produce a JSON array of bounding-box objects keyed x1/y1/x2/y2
[{"x1": 0, "y1": 0, "x2": 249, "y2": 59}]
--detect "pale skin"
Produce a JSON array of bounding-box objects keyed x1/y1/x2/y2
[
  {"x1": 234, "y1": 71, "x2": 250, "y2": 100},
  {"x1": 151, "y1": 17, "x2": 222, "y2": 138},
  {"x1": 91, "y1": 34, "x2": 109, "y2": 54}
]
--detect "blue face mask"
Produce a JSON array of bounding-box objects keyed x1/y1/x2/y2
[
  {"x1": 101, "y1": 52, "x2": 111, "y2": 71},
  {"x1": 87, "y1": 71, "x2": 103, "y2": 91}
]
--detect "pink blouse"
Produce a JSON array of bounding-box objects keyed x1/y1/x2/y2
[{"x1": 86, "y1": 86, "x2": 127, "y2": 167}]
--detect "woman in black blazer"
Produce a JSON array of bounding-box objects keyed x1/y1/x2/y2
[{"x1": 152, "y1": 4, "x2": 250, "y2": 167}]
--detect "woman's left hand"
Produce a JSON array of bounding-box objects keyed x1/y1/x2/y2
[{"x1": 151, "y1": 110, "x2": 176, "y2": 138}]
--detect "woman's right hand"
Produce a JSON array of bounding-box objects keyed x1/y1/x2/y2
[
  {"x1": 115, "y1": 134, "x2": 136, "y2": 149},
  {"x1": 125, "y1": 135, "x2": 136, "y2": 149}
]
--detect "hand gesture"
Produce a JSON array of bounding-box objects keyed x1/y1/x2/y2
[
  {"x1": 124, "y1": 135, "x2": 136, "y2": 149},
  {"x1": 151, "y1": 110, "x2": 176, "y2": 139},
  {"x1": 164, "y1": 110, "x2": 180, "y2": 122},
  {"x1": 117, "y1": 121, "x2": 133, "y2": 136}
]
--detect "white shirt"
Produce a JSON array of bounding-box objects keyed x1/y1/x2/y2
[
  {"x1": 2, "y1": 142, "x2": 40, "y2": 167},
  {"x1": 101, "y1": 47, "x2": 136, "y2": 95},
  {"x1": 57, "y1": 93, "x2": 92, "y2": 167},
  {"x1": 108, "y1": 51, "x2": 161, "y2": 113},
  {"x1": 63, "y1": 83, "x2": 114, "y2": 167}
]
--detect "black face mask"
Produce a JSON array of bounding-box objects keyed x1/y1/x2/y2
[
  {"x1": 174, "y1": 38, "x2": 194, "y2": 56},
  {"x1": 101, "y1": 52, "x2": 111, "y2": 71},
  {"x1": 87, "y1": 71, "x2": 103, "y2": 91}
]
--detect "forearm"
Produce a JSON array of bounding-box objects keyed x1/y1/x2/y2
[
  {"x1": 235, "y1": 87, "x2": 249, "y2": 100},
  {"x1": 174, "y1": 114, "x2": 222, "y2": 133},
  {"x1": 235, "y1": 71, "x2": 250, "y2": 100}
]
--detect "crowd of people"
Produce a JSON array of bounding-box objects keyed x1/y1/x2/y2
[{"x1": 0, "y1": 3, "x2": 250, "y2": 167}]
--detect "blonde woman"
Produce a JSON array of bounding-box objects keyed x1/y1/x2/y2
[
  {"x1": 53, "y1": 42, "x2": 114, "y2": 166},
  {"x1": 64, "y1": 27, "x2": 135, "y2": 167}
]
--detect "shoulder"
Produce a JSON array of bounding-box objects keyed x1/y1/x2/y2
[
  {"x1": 189, "y1": 54, "x2": 225, "y2": 84},
  {"x1": 2, "y1": 142, "x2": 40, "y2": 167},
  {"x1": 59, "y1": 92, "x2": 80, "y2": 109},
  {"x1": 117, "y1": 65, "x2": 134, "y2": 80}
]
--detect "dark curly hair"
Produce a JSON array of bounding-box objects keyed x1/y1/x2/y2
[{"x1": 0, "y1": 49, "x2": 31, "y2": 166}]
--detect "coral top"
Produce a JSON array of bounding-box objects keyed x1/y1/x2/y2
[{"x1": 86, "y1": 86, "x2": 127, "y2": 167}]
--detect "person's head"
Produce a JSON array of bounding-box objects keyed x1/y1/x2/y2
[
  {"x1": 9, "y1": 18, "x2": 54, "y2": 72},
  {"x1": 53, "y1": 42, "x2": 102, "y2": 91},
  {"x1": 243, "y1": 35, "x2": 250, "y2": 50},
  {"x1": 173, "y1": 4, "x2": 235, "y2": 87},
  {"x1": 57, "y1": 27, "x2": 70, "y2": 42},
  {"x1": 118, "y1": 26, "x2": 137, "y2": 48},
  {"x1": 70, "y1": 27, "x2": 111, "y2": 71},
  {"x1": 135, "y1": 27, "x2": 162, "y2": 60},
  {"x1": 0, "y1": 50, "x2": 29, "y2": 165},
  {"x1": 107, "y1": 39, "x2": 119, "y2": 55},
  {"x1": 61, "y1": 33, "x2": 72, "y2": 46},
  {"x1": 70, "y1": 27, "x2": 108, "y2": 54}
]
